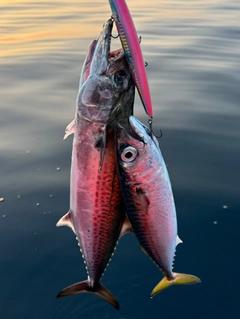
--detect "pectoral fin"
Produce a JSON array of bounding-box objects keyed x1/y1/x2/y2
[
  {"x1": 94, "y1": 125, "x2": 107, "y2": 173},
  {"x1": 136, "y1": 187, "x2": 150, "y2": 214},
  {"x1": 56, "y1": 211, "x2": 76, "y2": 234}
]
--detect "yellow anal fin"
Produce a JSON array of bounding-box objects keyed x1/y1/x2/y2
[{"x1": 150, "y1": 273, "x2": 201, "y2": 298}]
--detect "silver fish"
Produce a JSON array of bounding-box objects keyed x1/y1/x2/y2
[
  {"x1": 115, "y1": 116, "x2": 201, "y2": 297},
  {"x1": 56, "y1": 19, "x2": 135, "y2": 310}
]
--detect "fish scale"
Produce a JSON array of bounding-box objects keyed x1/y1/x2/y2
[
  {"x1": 71, "y1": 126, "x2": 123, "y2": 284},
  {"x1": 56, "y1": 19, "x2": 135, "y2": 310},
  {"x1": 121, "y1": 179, "x2": 170, "y2": 274},
  {"x1": 115, "y1": 116, "x2": 201, "y2": 297}
]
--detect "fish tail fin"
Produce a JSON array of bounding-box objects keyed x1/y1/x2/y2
[
  {"x1": 150, "y1": 273, "x2": 201, "y2": 298},
  {"x1": 57, "y1": 280, "x2": 119, "y2": 310}
]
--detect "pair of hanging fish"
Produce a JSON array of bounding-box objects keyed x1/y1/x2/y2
[{"x1": 56, "y1": 0, "x2": 200, "y2": 310}]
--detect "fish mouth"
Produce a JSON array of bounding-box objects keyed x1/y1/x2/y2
[
  {"x1": 78, "y1": 19, "x2": 134, "y2": 123},
  {"x1": 114, "y1": 117, "x2": 146, "y2": 149},
  {"x1": 89, "y1": 19, "x2": 125, "y2": 76},
  {"x1": 119, "y1": 116, "x2": 160, "y2": 149}
]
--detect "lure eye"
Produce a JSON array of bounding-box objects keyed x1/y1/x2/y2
[
  {"x1": 120, "y1": 146, "x2": 138, "y2": 163},
  {"x1": 114, "y1": 70, "x2": 127, "y2": 85}
]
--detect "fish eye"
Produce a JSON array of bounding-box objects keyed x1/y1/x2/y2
[
  {"x1": 120, "y1": 146, "x2": 138, "y2": 162},
  {"x1": 114, "y1": 70, "x2": 127, "y2": 85}
]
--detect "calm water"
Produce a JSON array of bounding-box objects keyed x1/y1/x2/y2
[{"x1": 1, "y1": 0, "x2": 240, "y2": 318}]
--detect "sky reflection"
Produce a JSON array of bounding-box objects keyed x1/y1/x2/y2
[
  {"x1": 4, "y1": 0, "x2": 240, "y2": 58},
  {"x1": 1, "y1": 1, "x2": 240, "y2": 318}
]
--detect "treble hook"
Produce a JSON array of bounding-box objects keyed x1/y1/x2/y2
[
  {"x1": 148, "y1": 117, "x2": 163, "y2": 139},
  {"x1": 111, "y1": 33, "x2": 119, "y2": 39},
  {"x1": 156, "y1": 129, "x2": 163, "y2": 139}
]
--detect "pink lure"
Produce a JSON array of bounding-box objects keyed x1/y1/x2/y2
[{"x1": 109, "y1": 0, "x2": 153, "y2": 117}]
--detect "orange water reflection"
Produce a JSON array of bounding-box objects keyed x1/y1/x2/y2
[
  {"x1": 1, "y1": 0, "x2": 113, "y2": 57},
  {"x1": 1, "y1": 0, "x2": 209, "y2": 58},
  {"x1": 2, "y1": 0, "x2": 239, "y2": 58}
]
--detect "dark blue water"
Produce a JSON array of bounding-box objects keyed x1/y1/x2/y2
[{"x1": 1, "y1": 1, "x2": 240, "y2": 318}]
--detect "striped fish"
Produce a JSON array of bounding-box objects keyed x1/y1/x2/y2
[
  {"x1": 56, "y1": 19, "x2": 135, "y2": 310},
  {"x1": 115, "y1": 116, "x2": 201, "y2": 297}
]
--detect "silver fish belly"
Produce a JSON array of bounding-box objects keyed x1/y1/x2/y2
[{"x1": 115, "y1": 116, "x2": 201, "y2": 297}]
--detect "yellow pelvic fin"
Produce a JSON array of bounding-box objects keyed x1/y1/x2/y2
[{"x1": 150, "y1": 273, "x2": 201, "y2": 298}]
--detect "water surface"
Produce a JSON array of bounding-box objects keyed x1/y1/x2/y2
[{"x1": 1, "y1": 1, "x2": 240, "y2": 318}]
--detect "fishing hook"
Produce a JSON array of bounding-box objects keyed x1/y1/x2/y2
[
  {"x1": 145, "y1": 61, "x2": 148, "y2": 67},
  {"x1": 148, "y1": 117, "x2": 163, "y2": 139},
  {"x1": 111, "y1": 33, "x2": 119, "y2": 39},
  {"x1": 155, "y1": 129, "x2": 163, "y2": 139}
]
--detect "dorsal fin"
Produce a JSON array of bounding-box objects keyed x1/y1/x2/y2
[{"x1": 56, "y1": 211, "x2": 76, "y2": 234}]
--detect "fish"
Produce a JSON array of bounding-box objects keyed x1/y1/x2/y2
[
  {"x1": 56, "y1": 19, "x2": 135, "y2": 310},
  {"x1": 115, "y1": 116, "x2": 201, "y2": 297},
  {"x1": 109, "y1": 0, "x2": 153, "y2": 117}
]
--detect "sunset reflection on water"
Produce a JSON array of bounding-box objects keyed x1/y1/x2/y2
[
  {"x1": 1, "y1": 1, "x2": 240, "y2": 318},
  {"x1": 1, "y1": 0, "x2": 112, "y2": 57},
  {"x1": 1, "y1": 0, "x2": 216, "y2": 58}
]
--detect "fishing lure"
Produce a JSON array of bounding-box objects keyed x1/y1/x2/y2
[{"x1": 109, "y1": 0, "x2": 153, "y2": 117}]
